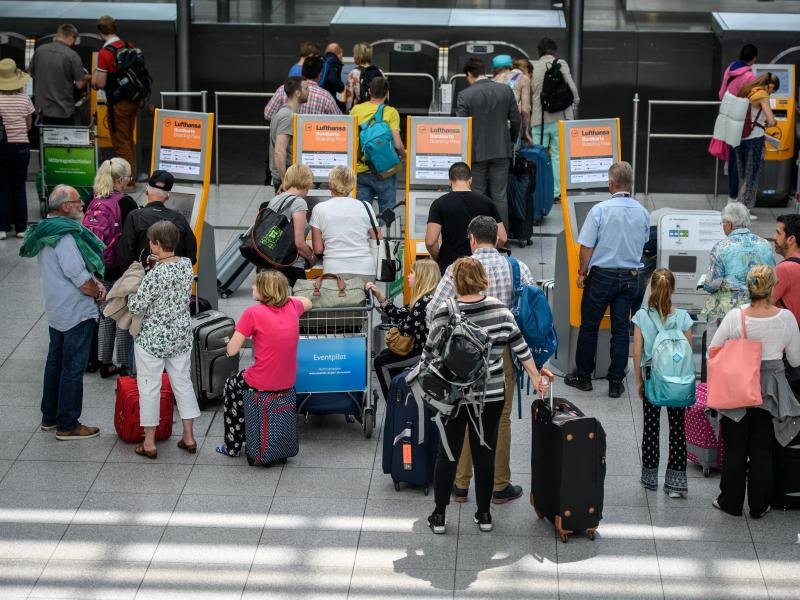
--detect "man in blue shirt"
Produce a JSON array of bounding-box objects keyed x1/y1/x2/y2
[{"x1": 565, "y1": 162, "x2": 650, "y2": 398}]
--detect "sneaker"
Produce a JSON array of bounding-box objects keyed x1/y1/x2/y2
[
  {"x1": 750, "y1": 506, "x2": 771, "y2": 519},
  {"x1": 608, "y1": 379, "x2": 625, "y2": 398},
  {"x1": 0, "y1": 231, "x2": 6, "y2": 240},
  {"x1": 666, "y1": 490, "x2": 684, "y2": 499},
  {"x1": 427, "y1": 511, "x2": 446, "y2": 534},
  {"x1": 749, "y1": 213, "x2": 758, "y2": 221},
  {"x1": 474, "y1": 511, "x2": 493, "y2": 532},
  {"x1": 55, "y1": 423, "x2": 100, "y2": 441},
  {"x1": 492, "y1": 483, "x2": 523, "y2": 505},
  {"x1": 452, "y1": 485, "x2": 468, "y2": 503},
  {"x1": 40, "y1": 422, "x2": 57, "y2": 432},
  {"x1": 564, "y1": 373, "x2": 592, "y2": 392},
  {"x1": 15, "y1": 231, "x2": 25, "y2": 238}
]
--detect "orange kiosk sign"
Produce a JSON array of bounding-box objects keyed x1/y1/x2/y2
[{"x1": 293, "y1": 114, "x2": 357, "y2": 183}]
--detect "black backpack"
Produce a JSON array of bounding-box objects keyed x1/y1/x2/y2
[
  {"x1": 0, "y1": 114, "x2": 7, "y2": 145},
  {"x1": 358, "y1": 65, "x2": 383, "y2": 104},
  {"x1": 106, "y1": 42, "x2": 152, "y2": 105},
  {"x1": 540, "y1": 59, "x2": 574, "y2": 114}
]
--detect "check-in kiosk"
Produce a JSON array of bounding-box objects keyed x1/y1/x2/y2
[
  {"x1": 656, "y1": 211, "x2": 726, "y2": 314},
  {"x1": 752, "y1": 63, "x2": 796, "y2": 206},
  {"x1": 550, "y1": 118, "x2": 621, "y2": 377},
  {"x1": 151, "y1": 109, "x2": 215, "y2": 305},
  {"x1": 404, "y1": 116, "x2": 471, "y2": 301}
]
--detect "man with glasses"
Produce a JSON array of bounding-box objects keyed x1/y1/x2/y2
[{"x1": 118, "y1": 170, "x2": 197, "y2": 269}]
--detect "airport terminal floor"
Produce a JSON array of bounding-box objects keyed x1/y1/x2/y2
[{"x1": 1, "y1": 184, "x2": 799, "y2": 599}]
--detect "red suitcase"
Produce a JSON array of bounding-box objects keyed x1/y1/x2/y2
[{"x1": 115, "y1": 374, "x2": 174, "y2": 443}]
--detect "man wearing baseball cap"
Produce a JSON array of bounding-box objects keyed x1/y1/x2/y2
[{"x1": 118, "y1": 170, "x2": 197, "y2": 269}]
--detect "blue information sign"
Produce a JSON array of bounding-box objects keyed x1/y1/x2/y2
[{"x1": 295, "y1": 337, "x2": 367, "y2": 393}]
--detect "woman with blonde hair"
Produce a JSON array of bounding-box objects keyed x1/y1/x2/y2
[
  {"x1": 709, "y1": 265, "x2": 800, "y2": 517},
  {"x1": 735, "y1": 72, "x2": 779, "y2": 210},
  {"x1": 216, "y1": 270, "x2": 312, "y2": 457},
  {"x1": 258, "y1": 163, "x2": 317, "y2": 286},
  {"x1": 632, "y1": 268, "x2": 693, "y2": 498},
  {"x1": 425, "y1": 257, "x2": 550, "y2": 535},
  {"x1": 86, "y1": 157, "x2": 139, "y2": 377},
  {"x1": 345, "y1": 42, "x2": 383, "y2": 110},
  {"x1": 366, "y1": 258, "x2": 442, "y2": 399},
  {"x1": 310, "y1": 165, "x2": 381, "y2": 286}
]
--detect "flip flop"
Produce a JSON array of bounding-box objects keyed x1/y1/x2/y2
[{"x1": 134, "y1": 444, "x2": 157, "y2": 459}]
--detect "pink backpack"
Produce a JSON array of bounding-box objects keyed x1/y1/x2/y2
[{"x1": 83, "y1": 191, "x2": 123, "y2": 268}]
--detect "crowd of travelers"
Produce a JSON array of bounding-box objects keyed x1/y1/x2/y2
[{"x1": 2, "y1": 21, "x2": 797, "y2": 537}]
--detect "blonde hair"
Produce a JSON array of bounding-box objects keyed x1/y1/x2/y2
[
  {"x1": 513, "y1": 57, "x2": 532, "y2": 77},
  {"x1": 328, "y1": 165, "x2": 356, "y2": 196},
  {"x1": 353, "y1": 42, "x2": 372, "y2": 66},
  {"x1": 94, "y1": 157, "x2": 131, "y2": 198},
  {"x1": 255, "y1": 270, "x2": 289, "y2": 307},
  {"x1": 452, "y1": 257, "x2": 488, "y2": 296},
  {"x1": 282, "y1": 164, "x2": 313, "y2": 191},
  {"x1": 747, "y1": 264, "x2": 776, "y2": 302},
  {"x1": 647, "y1": 268, "x2": 675, "y2": 321},
  {"x1": 410, "y1": 259, "x2": 441, "y2": 307}
]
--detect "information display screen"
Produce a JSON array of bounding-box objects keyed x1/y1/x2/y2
[
  {"x1": 157, "y1": 116, "x2": 204, "y2": 175},
  {"x1": 568, "y1": 125, "x2": 614, "y2": 185},
  {"x1": 298, "y1": 119, "x2": 351, "y2": 179},
  {"x1": 413, "y1": 122, "x2": 465, "y2": 181},
  {"x1": 668, "y1": 255, "x2": 698, "y2": 273}
]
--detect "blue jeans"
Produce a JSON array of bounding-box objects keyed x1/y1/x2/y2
[
  {"x1": 41, "y1": 319, "x2": 95, "y2": 431},
  {"x1": 357, "y1": 172, "x2": 397, "y2": 223},
  {"x1": 575, "y1": 267, "x2": 638, "y2": 381},
  {"x1": 531, "y1": 122, "x2": 561, "y2": 198},
  {"x1": 736, "y1": 137, "x2": 765, "y2": 209},
  {"x1": 0, "y1": 143, "x2": 30, "y2": 233}
]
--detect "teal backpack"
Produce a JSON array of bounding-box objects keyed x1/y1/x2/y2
[
  {"x1": 642, "y1": 309, "x2": 696, "y2": 408},
  {"x1": 358, "y1": 104, "x2": 402, "y2": 180}
]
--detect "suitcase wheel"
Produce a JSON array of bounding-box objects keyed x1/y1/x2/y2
[
  {"x1": 586, "y1": 529, "x2": 597, "y2": 541},
  {"x1": 423, "y1": 486, "x2": 429, "y2": 496},
  {"x1": 247, "y1": 456, "x2": 255, "y2": 466},
  {"x1": 393, "y1": 480, "x2": 401, "y2": 492},
  {"x1": 703, "y1": 467, "x2": 711, "y2": 477},
  {"x1": 345, "y1": 414, "x2": 355, "y2": 424}
]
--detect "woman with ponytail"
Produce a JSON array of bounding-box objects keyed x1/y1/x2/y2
[
  {"x1": 632, "y1": 268, "x2": 693, "y2": 498},
  {"x1": 85, "y1": 157, "x2": 139, "y2": 377}
]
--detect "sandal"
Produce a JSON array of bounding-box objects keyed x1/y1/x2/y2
[
  {"x1": 177, "y1": 439, "x2": 197, "y2": 454},
  {"x1": 134, "y1": 444, "x2": 157, "y2": 459},
  {"x1": 100, "y1": 364, "x2": 124, "y2": 379},
  {"x1": 215, "y1": 443, "x2": 239, "y2": 458}
]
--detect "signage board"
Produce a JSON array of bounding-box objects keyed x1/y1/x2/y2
[
  {"x1": 43, "y1": 146, "x2": 95, "y2": 188},
  {"x1": 561, "y1": 119, "x2": 620, "y2": 190},
  {"x1": 294, "y1": 114, "x2": 357, "y2": 183},
  {"x1": 295, "y1": 337, "x2": 367, "y2": 393},
  {"x1": 407, "y1": 116, "x2": 471, "y2": 186},
  {"x1": 152, "y1": 109, "x2": 212, "y2": 183}
]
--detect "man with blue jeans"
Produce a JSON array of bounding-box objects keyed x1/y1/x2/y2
[
  {"x1": 565, "y1": 162, "x2": 649, "y2": 398},
  {"x1": 21, "y1": 185, "x2": 104, "y2": 440}
]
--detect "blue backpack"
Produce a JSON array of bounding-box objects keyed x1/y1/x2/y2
[
  {"x1": 642, "y1": 309, "x2": 696, "y2": 408},
  {"x1": 507, "y1": 256, "x2": 558, "y2": 416},
  {"x1": 358, "y1": 104, "x2": 402, "y2": 180}
]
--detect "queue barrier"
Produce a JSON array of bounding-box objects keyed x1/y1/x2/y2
[
  {"x1": 214, "y1": 91, "x2": 274, "y2": 184},
  {"x1": 160, "y1": 90, "x2": 209, "y2": 113}
]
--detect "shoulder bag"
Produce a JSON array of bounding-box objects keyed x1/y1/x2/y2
[
  {"x1": 240, "y1": 195, "x2": 298, "y2": 268},
  {"x1": 706, "y1": 308, "x2": 763, "y2": 410},
  {"x1": 358, "y1": 199, "x2": 400, "y2": 282},
  {"x1": 385, "y1": 326, "x2": 415, "y2": 356}
]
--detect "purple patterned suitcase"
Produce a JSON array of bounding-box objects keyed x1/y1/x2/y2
[{"x1": 244, "y1": 387, "x2": 299, "y2": 467}]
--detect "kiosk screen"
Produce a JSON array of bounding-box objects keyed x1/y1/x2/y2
[
  {"x1": 668, "y1": 255, "x2": 697, "y2": 274},
  {"x1": 574, "y1": 201, "x2": 600, "y2": 233}
]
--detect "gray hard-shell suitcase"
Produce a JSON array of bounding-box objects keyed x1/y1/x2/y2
[
  {"x1": 216, "y1": 228, "x2": 255, "y2": 298},
  {"x1": 190, "y1": 310, "x2": 239, "y2": 406}
]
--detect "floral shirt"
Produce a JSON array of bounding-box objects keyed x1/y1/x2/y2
[
  {"x1": 128, "y1": 258, "x2": 194, "y2": 358},
  {"x1": 702, "y1": 228, "x2": 775, "y2": 320},
  {"x1": 380, "y1": 294, "x2": 432, "y2": 352}
]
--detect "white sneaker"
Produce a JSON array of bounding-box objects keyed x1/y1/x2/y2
[
  {"x1": 749, "y1": 213, "x2": 758, "y2": 221},
  {"x1": 15, "y1": 231, "x2": 25, "y2": 238},
  {"x1": 0, "y1": 231, "x2": 6, "y2": 240}
]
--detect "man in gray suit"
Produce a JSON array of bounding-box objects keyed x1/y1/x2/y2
[{"x1": 456, "y1": 57, "x2": 520, "y2": 229}]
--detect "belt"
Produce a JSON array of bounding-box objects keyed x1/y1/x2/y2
[{"x1": 591, "y1": 267, "x2": 638, "y2": 274}]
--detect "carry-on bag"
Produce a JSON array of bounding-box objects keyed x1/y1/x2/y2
[
  {"x1": 772, "y1": 430, "x2": 800, "y2": 509},
  {"x1": 216, "y1": 229, "x2": 256, "y2": 298},
  {"x1": 531, "y1": 385, "x2": 606, "y2": 542},
  {"x1": 240, "y1": 197, "x2": 299, "y2": 269},
  {"x1": 115, "y1": 373, "x2": 174, "y2": 443},
  {"x1": 707, "y1": 308, "x2": 763, "y2": 410},
  {"x1": 191, "y1": 310, "x2": 240, "y2": 406},
  {"x1": 507, "y1": 147, "x2": 536, "y2": 246},
  {"x1": 244, "y1": 387, "x2": 299, "y2": 467},
  {"x1": 382, "y1": 369, "x2": 439, "y2": 494},
  {"x1": 519, "y1": 144, "x2": 554, "y2": 224},
  {"x1": 685, "y1": 331, "x2": 724, "y2": 476}
]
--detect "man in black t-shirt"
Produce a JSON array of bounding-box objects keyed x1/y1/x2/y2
[{"x1": 425, "y1": 162, "x2": 508, "y2": 273}]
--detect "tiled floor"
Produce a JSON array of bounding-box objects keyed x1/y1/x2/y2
[{"x1": 0, "y1": 185, "x2": 798, "y2": 599}]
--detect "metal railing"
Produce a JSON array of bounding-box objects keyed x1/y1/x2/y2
[
  {"x1": 213, "y1": 91, "x2": 274, "y2": 184},
  {"x1": 383, "y1": 72, "x2": 438, "y2": 113},
  {"x1": 642, "y1": 99, "x2": 721, "y2": 201},
  {"x1": 160, "y1": 90, "x2": 208, "y2": 113}
]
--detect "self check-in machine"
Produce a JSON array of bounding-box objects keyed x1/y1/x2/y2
[
  {"x1": 753, "y1": 63, "x2": 796, "y2": 206},
  {"x1": 657, "y1": 211, "x2": 726, "y2": 314},
  {"x1": 550, "y1": 118, "x2": 621, "y2": 377},
  {"x1": 404, "y1": 116, "x2": 471, "y2": 301}
]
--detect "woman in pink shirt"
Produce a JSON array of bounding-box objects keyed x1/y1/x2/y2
[{"x1": 216, "y1": 270, "x2": 312, "y2": 456}]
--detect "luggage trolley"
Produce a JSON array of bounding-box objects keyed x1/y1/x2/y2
[
  {"x1": 294, "y1": 296, "x2": 378, "y2": 439},
  {"x1": 36, "y1": 118, "x2": 99, "y2": 217}
]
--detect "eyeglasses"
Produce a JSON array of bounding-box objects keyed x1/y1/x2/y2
[{"x1": 66, "y1": 199, "x2": 82, "y2": 205}]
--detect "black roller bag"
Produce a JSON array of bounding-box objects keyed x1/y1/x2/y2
[
  {"x1": 772, "y1": 429, "x2": 800, "y2": 510},
  {"x1": 507, "y1": 147, "x2": 536, "y2": 247},
  {"x1": 531, "y1": 386, "x2": 606, "y2": 542}
]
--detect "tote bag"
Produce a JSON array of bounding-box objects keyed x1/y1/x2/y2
[
  {"x1": 240, "y1": 196, "x2": 298, "y2": 268},
  {"x1": 707, "y1": 308, "x2": 763, "y2": 410}
]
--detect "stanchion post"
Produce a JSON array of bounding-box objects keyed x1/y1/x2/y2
[
  {"x1": 644, "y1": 100, "x2": 652, "y2": 201},
  {"x1": 632, "y1": 93, "x2": 639, "y2": 196}
]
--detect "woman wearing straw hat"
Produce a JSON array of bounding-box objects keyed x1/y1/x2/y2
[{"x1": 0, "y1": 58, "x2": 35, "y2": 240}]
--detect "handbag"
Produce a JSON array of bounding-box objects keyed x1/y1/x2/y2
[
  {"x1": 292, "y1": 273, "x2": 365, "y2": 308},
  {"x1": 358, "y1": 199, "x2": 400, "y2": 282},
  {"x1": 240, "y1": 195, "x2": 298, "y2": 268},
  {"x1": 385, "y1": 327, "x2": 415, "y2": 356},
  {"x1": 706, "y1": 308, "x2": 763, "y2": 410}
]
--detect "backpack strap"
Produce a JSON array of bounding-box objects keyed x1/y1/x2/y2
[
  {"x1": 646, "y1": 308, "x2": 668, "y2": 334},
  {"x1": 507, "y1": 256, "x2": 521, "y2": 294},
  {"x1": 357, "y1": 198, "x2": 381, "y2": 246},
  {"x1": 445, "y1": 297, "x2": 461, "y2": 322}
]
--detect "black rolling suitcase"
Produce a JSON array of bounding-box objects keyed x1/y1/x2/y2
[
  {"x1": 190, "y1": 310, "x2": 239, "y2": 407},
  {"x1": 772, "y1": 430, "x2": 800, "y2": 510},
  {"x1": 531, "y1": 385, "x2": 606, "y2": 542},
  {"x1": 507, "y1": 147, "x2": 536, "y2": 247}
]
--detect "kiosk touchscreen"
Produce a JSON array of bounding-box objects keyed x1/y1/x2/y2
[
  {"x1": 403, "y1": 116, "x2": 471, "y2": 301},
  {"x1": 551, "y1": 118, "x2": 622, "y2": 377},
  {"x1": 752, "y1": 63, "x2": 796, "y2": 205}
]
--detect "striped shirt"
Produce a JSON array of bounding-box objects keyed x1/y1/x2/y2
[
  {"x1": 424, "y1": 296, "x2": 532, "y2": 403},
  {"x1": 263, "y1": 81, "x2": 341, "y2": 121},
  {"x1": 0, "y1": 94, "x2": 35, "y2": 143}
]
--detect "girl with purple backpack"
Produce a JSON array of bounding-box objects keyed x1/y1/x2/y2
[{"x1": 83, "y1": 157, "x2": 139, "y2": 377}]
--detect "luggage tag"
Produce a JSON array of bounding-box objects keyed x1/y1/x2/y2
[{"x1": 402, "y1": 418, "x2": 413, "y2": 470}]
